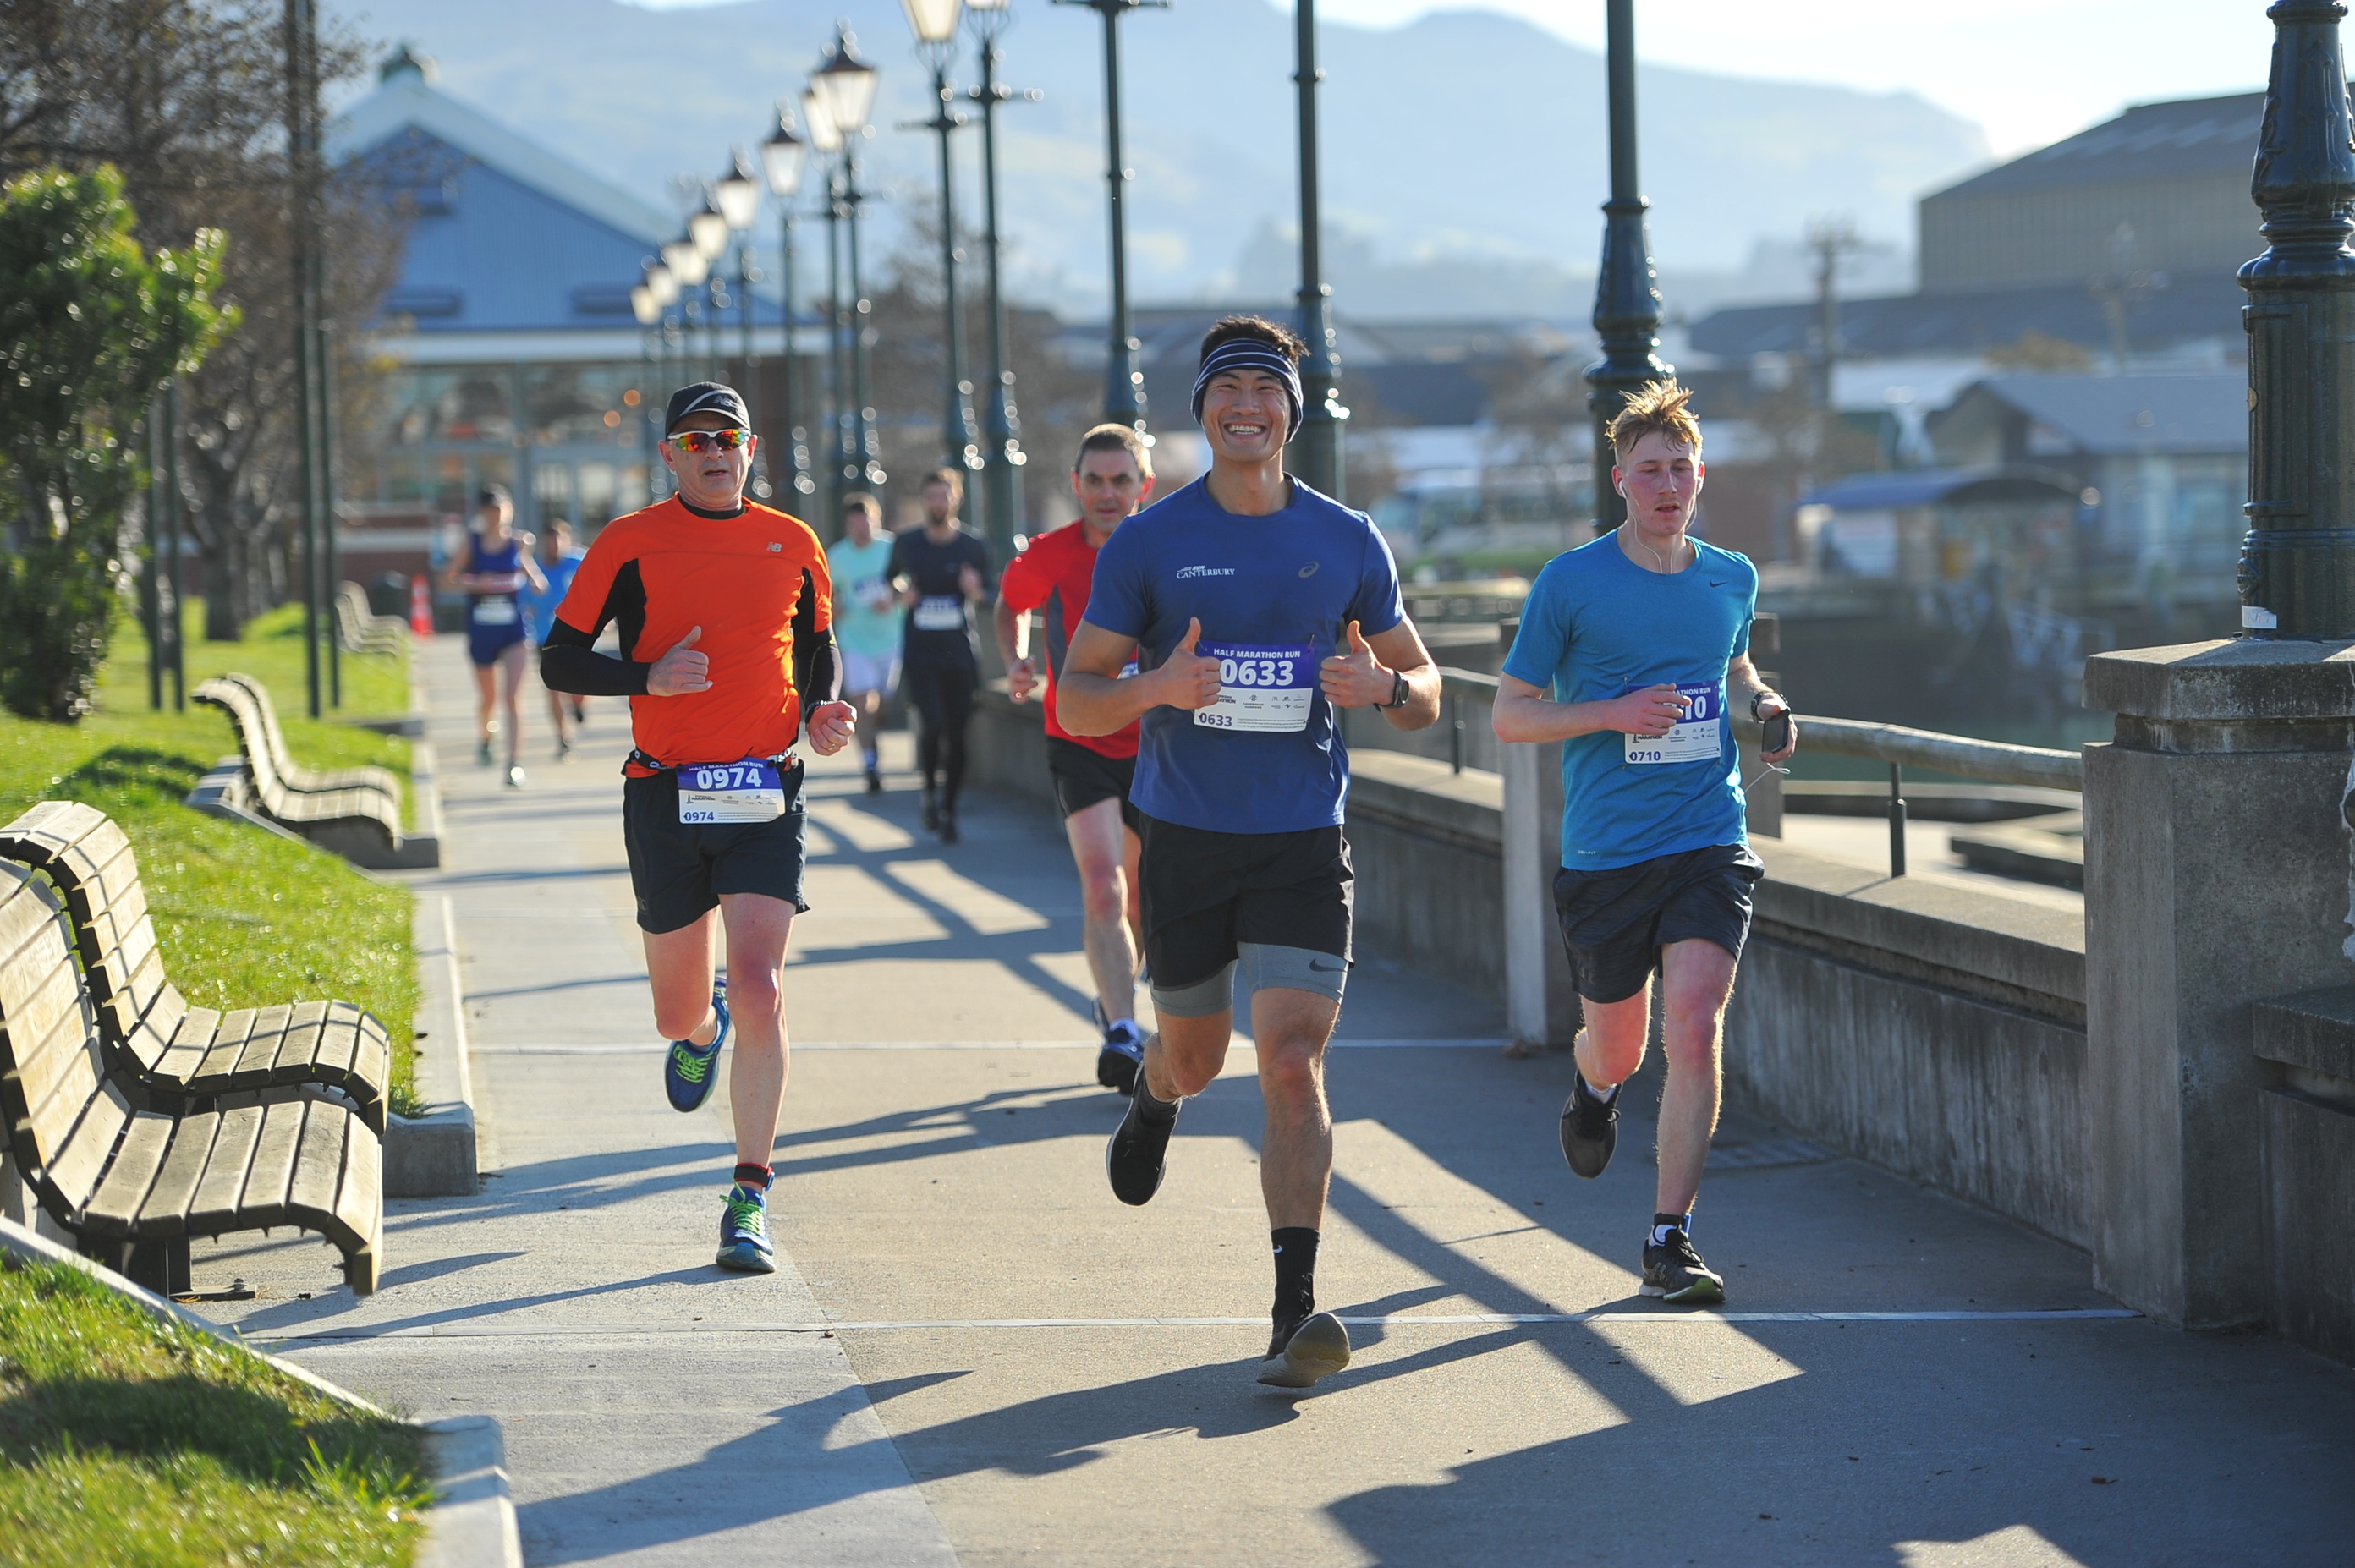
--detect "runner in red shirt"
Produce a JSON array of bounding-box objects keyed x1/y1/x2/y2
[{"x1": 993, "y1": 424, "x2": 1156, "y2": 1093}]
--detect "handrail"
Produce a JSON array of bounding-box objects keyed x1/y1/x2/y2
[{"x1": 1792, "y1": 715, "x2": 2081, "y2": 792}]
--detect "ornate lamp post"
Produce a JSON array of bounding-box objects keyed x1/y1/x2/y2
[
  {"x1": 715, "y1": 151, "x2": 762, "y2": 441},
  {"x1": 903, "y1": 0, "x2": 984, "y2": 479},
  {"x1": 761, "y1": 107, "x2": 816, "y2": 506},
  {"x1": 2238, "y1": 0, "x2": 2355, "y2": 636},
  {"x1": 1055, "y1": 0, "x2": 1163, "y2": 432},
  {"x1": 802, "y1": 87, "x2": 852, "y2": 519},
  {"x1": 1583, "y1": 0, "x2": 1670, "y2": 537},
  {"x1": 812, "y1": 25, "x2": 885, "y2": 501},
  {"x1": 643, "y1": 258, "x2": 681, "y2": 493},
  {"x1": 661, "y1": 233, "x2": 711, "y2": 381},
  {"x1": 965, "y1": 0, "x2": 1031, "y2": 552},
  {"x1": 689, "y1": 189, "x2": 732, "y2": 380},
  {"x1": 1290, "y1": 0, "x2": 1347, "y2": 497}
]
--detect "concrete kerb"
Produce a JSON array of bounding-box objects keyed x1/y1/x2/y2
[
  {"x1": 0, "y1": 1214, "x2": 520, "y2": 1568},
  {"x1": 386, "y1": 892, "x2": 479, "y2": 1198}
]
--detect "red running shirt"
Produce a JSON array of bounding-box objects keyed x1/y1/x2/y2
[{"x1": 996, "y1": 519, "x2": 1140, "y2": 759}]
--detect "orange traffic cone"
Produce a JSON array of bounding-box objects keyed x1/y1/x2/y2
[{"x1": 409, "y1": 573, "x2": 433, "y2": 637}]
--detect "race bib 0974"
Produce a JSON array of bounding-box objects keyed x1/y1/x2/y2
[
  {"x1": 679, "y1": 759, "x2": 788, "y2": 823},
  {"x1": 1194, "y1": 643, "x2": 1315, "y2": 732},
  {"x1": 1623, "y1": 680, "x2": 1725, "y2": 766}
]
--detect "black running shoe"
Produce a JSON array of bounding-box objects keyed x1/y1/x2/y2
[
  {"x1": 1641, "y1": 1227, "x2": 1726, "y2": 1305},
  {"x1": 1105, "y1": 1083, "x2": 1175, "y2": 1205},
  {"x1": 1257, "y1": 1310, "x2": 1352, "y2": 1389},
  {"x1": 865, "y1": 766, "x2": 883, "y2": 795},
  {"x1": 1095, "y1": 1018, "x2": 1145, "y2": 1094},
  {"x1": 1559, "y1": 1075, "x2": 1618, "y2": 1179},
  {"x1": 938, "y1": 811, "x2": 959, "y2": 845},
  {"x1": 920, "y1": 788, "x2": 939, "y2": 831}
]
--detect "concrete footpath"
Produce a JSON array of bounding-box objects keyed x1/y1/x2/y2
[{"x1": 191, "y1": 638, "x2": 2355, "y2": 1567}]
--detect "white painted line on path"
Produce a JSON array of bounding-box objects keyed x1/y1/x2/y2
[
  {"x1": 472, "y1": 1038, "x2": 1515, "y2": 1054},
  {"x1": 250, "y1": 1308, "x2": 2138, "y2": 1344}
]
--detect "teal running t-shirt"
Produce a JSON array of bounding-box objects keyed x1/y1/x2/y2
[
  {"x1": 1501, "y1": 534, "x2": 1758, "y2": 871},
  {"x1": 826, "y1": 535, "x2": 900, "y2": 660}
]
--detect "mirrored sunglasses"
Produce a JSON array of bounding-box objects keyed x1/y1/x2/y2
[{"x1": 670, "y1": 429, "x2": 749, "y2": 454}]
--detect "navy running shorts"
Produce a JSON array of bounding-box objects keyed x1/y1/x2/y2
[
  {"x1": 1046, "y1": 737, "x2": 1141, "y2": 833},
  {"x1": 1137, "y1": 814, "x2": 1352, "y2": 994},
  {"x1": 1551, "y1": 842, "x2": 1763, "y2": 1006}
]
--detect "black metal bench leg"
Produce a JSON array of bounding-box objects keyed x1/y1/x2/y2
[{"x1": 118, "y1": 1237, "x2": 190, "y2": 1296}]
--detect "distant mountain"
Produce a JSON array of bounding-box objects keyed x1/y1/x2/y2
[{"x1": 338, "y1": 0, "x2": 1990, "y2": 316}]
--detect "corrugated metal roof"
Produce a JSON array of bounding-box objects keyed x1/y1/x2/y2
[
  {"x1": 1951, "y1": 373, "x2": 2247, "y2": 455},
  {"x1": 1929, "y1": 90, "x2": 2267, "y2": 201},
  {"x1": 1799, "y1": 466, "x2": 2079, "y2": 511},
  {"x1": 1690, "y1": 271, "x2": 2247, "y2": 359}
]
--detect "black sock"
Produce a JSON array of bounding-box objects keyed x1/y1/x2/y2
[
  {"x1": 1133, "y1": 1073, "x2": 1180, "y2": 1126},
  {"x1": 1271, "y1": 1227, "x2": 1320, "y2": 1332},
  {"x1": 733, "y1": 1163, "x2": 772, "y2": 1192}
]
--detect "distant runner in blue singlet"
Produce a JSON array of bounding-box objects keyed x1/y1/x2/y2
[{"x1": 440, "y1": 483, "x2": 546, "y2": 787}]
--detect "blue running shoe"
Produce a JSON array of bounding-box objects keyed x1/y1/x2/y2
[
  {"x1": 1095, "y1": 1018, "x2": 1145, "y2": 1094},
  {"x1": 662, "y1": 980, "x2": 730, "y2": 1113},
  {"x1": 715, "y1": 1182, "x2": 776, "y2": 1273}
]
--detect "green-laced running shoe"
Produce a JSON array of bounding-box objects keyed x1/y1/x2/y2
[
  {"x1": 716, "y1": 1183, "x2": 775, "y2": 1273},
  {"x1": 661, "y1": 982, "x2": 730, "y2": 1113}
]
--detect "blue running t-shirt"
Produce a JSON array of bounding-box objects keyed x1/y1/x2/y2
[
  {"x1": 1502, "y1": 534, "x2": 1759, "y2": 870},
  {"x1": 1083, "y1": 475, "x2": 1404, "y2": 834}
]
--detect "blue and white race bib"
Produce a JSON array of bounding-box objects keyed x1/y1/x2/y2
[
  {"x1": 1623, "y1": 680, "x2": 1724, "y2": 765},
  {"x1": 679, "y1": 759, "x2": 787, "y2": 823},
  {"x1": 913, "y1": 594, "x2": 965, "y2": 632},
  {"x1": 469, "y1": 597, "x2": 518, "y2": 626},
  {"x1": 1194, "y1": 643, "x2": 1315, "y2": 732}
]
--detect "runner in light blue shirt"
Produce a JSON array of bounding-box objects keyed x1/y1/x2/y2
[
  {"x1": 524, "y1": 519, "x2": 587, "y2": 760},
  {"x1": 1494, "y1": 379, "x2": 1798, "y2": 1308},
  {"x1": 826, "y1": 492, "x2": 901, "y2": 792}
]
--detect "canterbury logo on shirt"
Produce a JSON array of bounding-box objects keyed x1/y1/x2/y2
[{"x1": 1175, "y1": 565, "x2": 1235, "y2": 578}]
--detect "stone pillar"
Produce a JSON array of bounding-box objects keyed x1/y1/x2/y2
[
  {"x1": 1502, "y1": 736, "x2": 1581, "y2": 1046},
  {"x1": 2082, "y1": 641, "x2": 2355, "y2": 1328}
]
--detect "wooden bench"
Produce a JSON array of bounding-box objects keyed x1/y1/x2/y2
[
  {"x1": 194, "y1": 675, "x2": 414, "y2": 868},
  {"x1": 211, "y1": 671, "x2": 403, "y2": 798},
  {"x1": 0, "y1": 859, "x2": 381, "y2": 1295},
  {"x1": 0, "y1": 801, "x2": 392, "y2": 1135},
  {"x1": 336, "y1": 579, "x2": 408, "y2": 657}
]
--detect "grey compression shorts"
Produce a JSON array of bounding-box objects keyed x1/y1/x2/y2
[{"x1": 1150, "y1": 941, "x2": 1348, "y2": 1018}]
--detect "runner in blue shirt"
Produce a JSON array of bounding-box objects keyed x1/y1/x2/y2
[
  {"x1": 524, "y1": 518, "x2": 588, "y2": 761},
  {"x1": 1493, "y1": 380, "x2": 1798, "y2": 1306},
  {"x1": 1061, "y1": 315, "x2": 1441, "y2": 1390}
]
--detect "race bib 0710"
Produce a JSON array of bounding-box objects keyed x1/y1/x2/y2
[
  {"x1": 1194, "y1": 643, "x2": 1315, "y2": 732},
  {"x1": 678, "y1": 759, "x2": 788, "y2": 823},
  {"x1": 1623, "y1": 680, "x2": 1725, "y2": 765},
  {"x1": 912, "y1": 594, "x2": 964, "y2": 632}
]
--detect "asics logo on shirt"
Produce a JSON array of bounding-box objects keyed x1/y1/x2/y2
[
  {"x1": 1175, "y1": 565, "x2": 1235, "y2": 578},
  {"x1": 1298, "y1": 562, "x2": 1320, "y2": 578}
]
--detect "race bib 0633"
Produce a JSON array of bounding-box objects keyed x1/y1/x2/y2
[
  {"x1": 1194, "y1": 643, "x2": 1315, "y2": 732},
  {"x1": 679, "y1": 759, "x2": 788, "y2": 823},
  {"x1": 913, "y1": 594, "x2": 964, "y2": 632},
  {"x1": 1623, "y1": 680, "x2": 1725, "y2": 765}
]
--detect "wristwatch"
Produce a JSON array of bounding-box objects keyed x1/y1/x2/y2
[
  {"x1": 1749, "y1": 689, "x2": 1787, "y2": 720},
  {"x1": 1377, "y1": 669, "x2": 1410, "y2": 709}
]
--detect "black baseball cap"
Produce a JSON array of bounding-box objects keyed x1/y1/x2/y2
[
  {"x1": 476, "y1": 482, "x2": 512, "y2": 508},
  {"x1": 664, "y1": 381, "x2": 752, "y2": 436}
]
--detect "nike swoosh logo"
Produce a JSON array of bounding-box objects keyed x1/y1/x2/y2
[{"x1": 1708, "y1": 578, "x2": 1728, "y2": 586}]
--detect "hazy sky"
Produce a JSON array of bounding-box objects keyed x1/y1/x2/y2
[{"x1": 629, "y1": 0, "x2": 2278, "y2": 159}]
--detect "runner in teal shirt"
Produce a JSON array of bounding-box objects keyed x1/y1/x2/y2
[{"x1": 826, "y1": 492, "x2": 902, "y2": 792}]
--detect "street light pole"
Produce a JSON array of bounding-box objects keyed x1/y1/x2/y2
[
  {"x1": 284, "y1": 0, "x2": 324, "y2": 717},
  {"x1": 966, "y1": 0, "x2": 1031, "y2": 554},
  {"x1": 811, "y1": 25, "x2": 886, "y2": 500},
  {"x1": 1057, "y1": 0, "x2": 1163, "y2": 431},
  {"x1": 2239, "y1": 0, "x2": 2355, "y2": 637},
  {"x1": 1291, "y1": 0, "x2": 1347, "y2": 498},
  {"x1": 762, "y1": 107, "x2": 817, "y2": 510},
  {"x1": 1584, "y1": 0, "x2": 1669, "y2": 539},
  {"x1": 904, "y1": 0, "x2": 982, "y2": 478}
]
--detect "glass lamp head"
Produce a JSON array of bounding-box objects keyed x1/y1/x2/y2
[
  {"x1": 643, "y1": 260, "x2": 678, "y2": 307},
  {"x1": 811, "y1": 24, "x2": 880, "y2": 137},
  {"x1": 902, "y1": 0, "x2": 963, "y2": 46},
  {"x1": 688, "y1": 195, "x2": 730, "y2": 259},
  {"x1": 716, "y1": 149, "x2": 761, "y2": 230},
  {"x1": 802, "y1": 88, "x2": 842, "y2": 154},
  {"x1": 760, "y1": 110, "x2": 808, "y2": 196},
  {"x1": 630, "y1": 284, "x2": 657, "y2": 326}
]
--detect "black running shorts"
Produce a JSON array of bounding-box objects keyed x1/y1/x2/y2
[
  {"x1": 1046, "y1": 737, "x2": 1141, "y2": 832},
  {"x1": 1137, "y1": 814, "x2": 1353, "y2": 990},
  {"x1": 1551, "y1": 842, "x2": 1763, "y2": 1006},
  {"x1": 623, "y1": 762, "x2": 810, "y2": 934}
]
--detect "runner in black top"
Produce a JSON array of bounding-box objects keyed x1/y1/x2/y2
[{"x1": 888, "y1": 467, "x2": 992, "y2": 844}]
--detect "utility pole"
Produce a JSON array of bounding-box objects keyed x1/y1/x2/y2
[
  {"x1": 1584, "y1": 0, "x2": 1670, "y2": 538},
  {"x1": 1805, "y1": 213, "x2": 1860, "y2": 413}
]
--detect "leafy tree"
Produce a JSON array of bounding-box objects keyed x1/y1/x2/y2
[{"x1": 0, "y1": 165, "x2": 229, "y2": 719}]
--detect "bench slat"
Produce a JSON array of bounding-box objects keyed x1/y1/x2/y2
[
  {"x1": 156, "y1": 1004, "x2": 218, "y2": 1084},
  {"x1": 187, "y1": 1102, "x2": 265, "y2": 1233},
  {"x1": 287, "y1": 1099, "x2": 349, "y2": 1225},
  {"x1": 124, "y1": 981, "x2": 189, "y2": 1076},
  {"x1": 193, "y1": 1009, "x2": 256, "y2": 1086},
  {"x1": 265, "y1": 1000, "x2": 330, "y2": 1085},
  {"x1": 85, "y1": 1110, "x2": 173, "y2": 1233},
  {"x1": 44, "y1": 1083, "x2": 131, "y2": 1214},
  {"x1": 135, "y1": 1108, "x2": 218, "y2": 1233},
  {"x1": 238, "y1": 1098, "x2": 305, "y2": 1229},
  {"x1": 233, "y1": 1004, "x2": 294, "y2": 1085}
]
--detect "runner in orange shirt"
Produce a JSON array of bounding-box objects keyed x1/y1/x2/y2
[
  {"x1": 539, "y1": 381, "x2": 856, "y2": 1273},
  {"x1": 993, "y1": 425, "x2": 1156, "y2": 1093}
]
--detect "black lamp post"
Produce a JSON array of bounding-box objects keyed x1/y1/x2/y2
[
  {"x1": 2239, "y1": 0, "x2": 2355, "y2": 638},
  {"x1": 811, "y1": 26, "x2": 885, "y2": 502},
  {"x1": 966, "y1": 0, "x2": 1032, "y2": 553},
  {"x1": 1056, "y1": 0, "x2": 1163, "y2": 432},
  {"x1": 903, "y1": 0, "x2": 984, "y2": 480},
  {"x1": 1583, "y1": 0, "x2": 1669, "y2": 538},
  {"x1": 803, "y1": 88, "x2": 852, "y2": 520},
  {"x1": 716, "y1": 151, "x2": 762, "y2": 444},
  {"x1": 663, "y1": 233, "x2": 710, "y2": 381},
  {"x1": 1290, "y1": 0, "x2": 1347, "y2": 498},
  {"x1": 690, "y1": 190, "x2": 732, "y2": 381},
  {"x1": 761, "y1": 107, "x2": 817, "y2": 506}
]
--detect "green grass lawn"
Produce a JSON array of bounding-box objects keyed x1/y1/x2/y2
[
  {"x1": 0, "y1": 600, "x2": 422, "y2": 1113},
  {"x1": 0, "y1": 1258, "x2": 428, "y2": 1567}
]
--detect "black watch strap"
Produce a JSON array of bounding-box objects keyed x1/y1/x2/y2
[{"x1": 1381, "y1": 670, "x2": 1409, "y2": 709}]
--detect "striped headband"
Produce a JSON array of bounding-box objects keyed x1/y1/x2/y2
[{"x1": 1190, "y1": 339, "x2": 1304, "y2": 440}]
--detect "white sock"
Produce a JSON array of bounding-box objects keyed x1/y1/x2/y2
[
  {"x1": 1650, "y1": 1212, "x2": 1692, "y2": 1248},
  {"x1": 1583, "y1": 1072, "x2": 1621, "y2": 1104}
]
